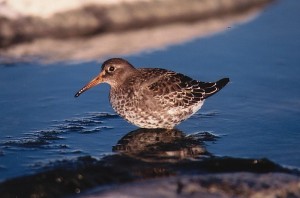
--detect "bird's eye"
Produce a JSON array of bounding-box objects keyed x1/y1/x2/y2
[{"x1": 108, "y1": 66, "x2": 115, "y2": 72}]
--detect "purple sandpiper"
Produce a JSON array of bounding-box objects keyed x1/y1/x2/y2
[{"x1": 75, "y1": 58, "x2": 229, "y2": 129}]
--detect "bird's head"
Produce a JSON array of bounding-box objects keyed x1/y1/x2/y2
[{"x1": 75, "y1": 58, "x2": 136, "y2": 97}]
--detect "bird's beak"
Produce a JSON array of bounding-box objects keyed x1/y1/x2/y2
[{"x1": 74, "y1": 72, "x2": 104, "y2": 97}]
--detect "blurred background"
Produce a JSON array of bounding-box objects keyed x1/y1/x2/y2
[{"x1": 1, "y1": 0, "x2": 273, "y2": 63}]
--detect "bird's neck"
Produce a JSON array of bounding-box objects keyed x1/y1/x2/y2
[{"x1": 112, "y1": 68, "x2": 139, "y2": 89}]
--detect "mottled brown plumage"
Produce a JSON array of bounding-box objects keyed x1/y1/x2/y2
[{"x1": 75, "y1": 58, "x2": 229, "y2": 129}]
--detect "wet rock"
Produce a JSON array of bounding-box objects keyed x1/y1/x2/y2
[
  {"x1": 85, "y1": 173, "x2": 300, "y2": 198},
  {"x1": 0, "y1": 152, "x2": 297, "y2": 197}
]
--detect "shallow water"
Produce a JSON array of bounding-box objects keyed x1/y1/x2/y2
[{"x1": 1, "y1": 0, "x2": 300, "y2": 181}]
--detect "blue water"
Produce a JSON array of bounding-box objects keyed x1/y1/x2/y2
[{"x1": 1, "y1": 0, "x2": 300, "y2": 181}]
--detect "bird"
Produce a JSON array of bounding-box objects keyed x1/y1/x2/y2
[{"x1": 75, "y1": 58, "x2": 229, "y2": 129}]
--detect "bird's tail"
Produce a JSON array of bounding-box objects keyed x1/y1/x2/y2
[{"x1": 203, "y1": 78, "x2": 229, "y2": 99}]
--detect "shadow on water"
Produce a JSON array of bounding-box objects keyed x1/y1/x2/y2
[{"x1": 0, "y1": 127, "x2": 298, "y2": 198}]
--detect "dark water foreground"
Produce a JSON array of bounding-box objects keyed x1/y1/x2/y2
[{"x1": 0, "y1": 129, "x2": 299, "y2": 198}]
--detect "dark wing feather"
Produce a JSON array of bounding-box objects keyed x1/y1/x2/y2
[
  {"x1": 201, "y1": 77, "x2": 230, "y2": 99},
  {"x1": 144, "y1": 69, "x2": 229, "y2": 108}
]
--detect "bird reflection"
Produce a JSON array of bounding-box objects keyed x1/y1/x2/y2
[{"x1": 113, "y1": 128, "x2": 214, "y2": 162}]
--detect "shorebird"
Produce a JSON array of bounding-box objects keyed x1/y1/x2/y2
[{"x1": 75, "y1": 58, "x2": 229, "y2": 129}]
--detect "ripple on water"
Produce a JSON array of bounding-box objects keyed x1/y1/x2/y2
[
  {"x1": 186, "y1": 131, "x2": 220, "y2": 142},
  {"x1": 3, "y1": 137, "x2": 51, "y2": 148},
  {"x1": 192, "y1": 111, "x2": 220, "y2": 119},
  {"x1": 1, "y1": 112, "x2": 117, "y2": 149},
  {"x1": 56, "y1": 112, "x2": 116, "y2": 133}
]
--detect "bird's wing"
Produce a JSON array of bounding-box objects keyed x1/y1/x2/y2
[
  {"x1": 147, "y1": 71, "x2": 206, "y2": 107},
  {"x1": 142, "y1": 69, "x2": 228, "y2": 108}
]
